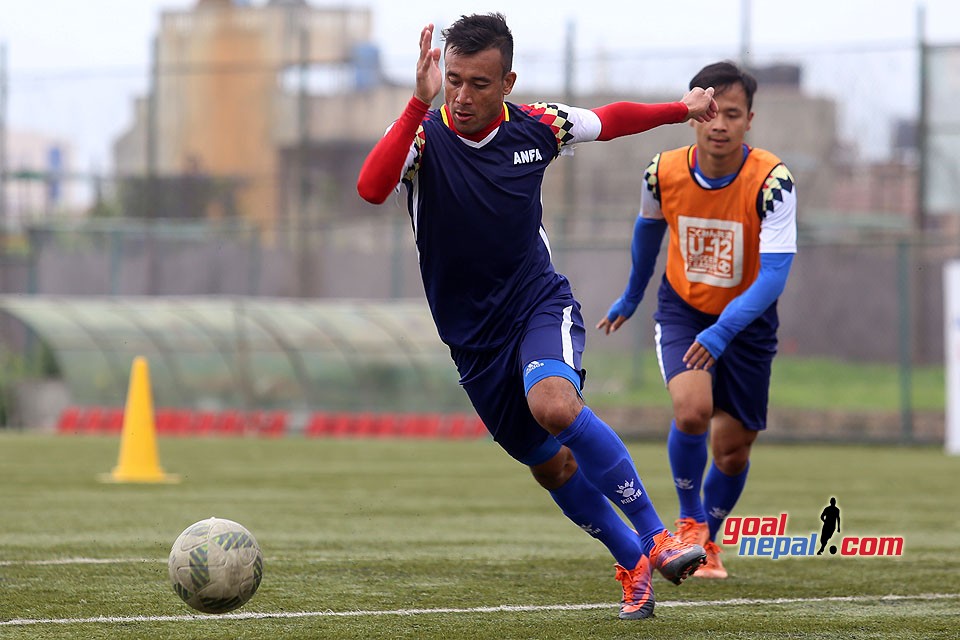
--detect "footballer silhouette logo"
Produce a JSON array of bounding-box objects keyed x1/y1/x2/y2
[{"x1": 816, "y1": 497, "x2": 841, "y2": 556}]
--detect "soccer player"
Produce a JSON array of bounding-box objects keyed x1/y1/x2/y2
[
  {"x1": 597, "y1": 61, "x2": 797, "y2": 579},
  {"x1": 357, "y1": 14, "x2": 717, "y2": 620}
]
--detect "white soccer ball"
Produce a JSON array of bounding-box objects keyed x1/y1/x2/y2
[{"x1": 168, "y1": 517, "x2": 263, "y2": 614}]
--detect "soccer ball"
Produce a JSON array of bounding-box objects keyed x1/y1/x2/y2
[{"x1": 168, "y1": 517, "x2": 263, "y2": 614}]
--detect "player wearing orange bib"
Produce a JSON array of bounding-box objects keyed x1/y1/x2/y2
[{"x1": 597, "y1": 61, "x2": 798, "y2": 579}]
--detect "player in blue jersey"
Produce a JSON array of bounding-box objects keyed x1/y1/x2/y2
[
  {"x1": 357, "y1": 13, "x2": 718, "y2": 619},
  {"x1": 597, "y1": 61, "x2": 798, "y2": 579}
]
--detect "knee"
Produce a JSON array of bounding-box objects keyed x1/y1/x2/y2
[
  {"x1": 530, "y1": 446, "x2": 577, "y2": 490},
  {"x1": 527, "y1": 378, "x2": 583, "y2": 435},
  {"x1": 531, "y1": 402, "x2": 580, "y2": 434},
  {"x1": 674, "y1": 405, "x2": 712, "y2": 435},
  {"x1": 712, "y1": 443, "x2": 751, "y2": 475}
]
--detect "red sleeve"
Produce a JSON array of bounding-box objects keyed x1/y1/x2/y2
[
  {"x1": 357, "y1": 96, "x2": 431, "y2": 204},
  {"x1": 591, "y1": 102, "x2": 689, "y2": 141}
]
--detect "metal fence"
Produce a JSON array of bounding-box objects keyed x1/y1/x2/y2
[
  {"x1": 1, "y1": 35, "x2": 958, "y2": 441},
  {"x1": 0, "y1": 217, "x2": 953, "y2": 439},
  {"x1": 3, "y1": 35, "x2": 956, "y2": 221}
]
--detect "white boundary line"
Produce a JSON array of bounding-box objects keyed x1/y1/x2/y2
[
  {"x1": 2, "y1": 593, "x2": 958, "y2": 627},
  {"x1": 0, "y1": 558, "x2": 160, "y2": 566}
]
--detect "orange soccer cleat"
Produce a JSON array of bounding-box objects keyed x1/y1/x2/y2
[
  {"x1": 674, "y1": 517, "x2": 709, "y2": 547},
  {"x1": 614, "y1": 555, "x2": 655, "y2": 620},
  {"x1": 696, "y1": 540, "x2": 729, "y2": 579},
  {"x1": 648, "y1": 529, "x2": 706, "y2": 585}
]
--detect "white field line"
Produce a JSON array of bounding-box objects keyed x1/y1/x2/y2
[
  {"x1": 0, "y1": 557, "x2": 160, "y2": 566},
  {"x1": 2, "y1": 593, "x2": 958, "y2": 627}
]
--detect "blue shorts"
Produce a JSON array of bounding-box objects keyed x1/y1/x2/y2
[
  {"x1": 653, "y1": 277, "x2": 778, "y2": 431},
  {"x1": 450, "y1": 293, "x2": 586, "y2": 466}
]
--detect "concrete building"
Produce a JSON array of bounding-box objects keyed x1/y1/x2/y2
[
  {"x1": 114, "y1": 0, "x2": 377, "y2": 230},
  {"x1": 113, "y1": 1, "x2": 867, "y2": 239}
]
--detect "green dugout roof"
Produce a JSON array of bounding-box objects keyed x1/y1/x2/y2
[{"x1": 0, "y1": 296, "x2": 467, "y2": 412}]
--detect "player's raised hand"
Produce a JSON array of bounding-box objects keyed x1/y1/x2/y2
[
  {"x1": 681, "y1": 86, "x2": 718, "y2": 123},
  {"x1": 415, "y1": 24, "x2": 442, "y2": 106}
]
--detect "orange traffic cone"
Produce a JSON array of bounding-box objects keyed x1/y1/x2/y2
[{"x1": 99, "y1": 356, "x2": 179, "y2": 484}]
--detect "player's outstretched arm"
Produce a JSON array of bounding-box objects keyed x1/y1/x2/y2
[
  {"x1": 592, "y1": 101, "x2": 688, "y2": 141},
  {"x1": 590, "y1": 87, "x2": 716, "y2": 142},
  {"x1": 682, "y1": 87, "x2": 718, "y2": 123}
]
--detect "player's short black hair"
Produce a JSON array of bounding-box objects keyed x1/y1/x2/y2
[
  {"x1": 442, "y1": 13, "x2": 514, "y2": 76},
  {"x1": 690, "y1": 61, "x2": 758, "y2": 111}
]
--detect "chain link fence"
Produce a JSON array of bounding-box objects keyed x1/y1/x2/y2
[{"x1": 1, "y1": 34, "x2": 958, "y2": 441}]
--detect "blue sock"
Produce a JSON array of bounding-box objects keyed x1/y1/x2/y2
[
  {"x1": 549, "y1": 468, "x2": 643, "y2": 568},
  {"x1": 667, "y1": 421, "x2": 708, "y2": 523},
  {"x1": 703, "y1": 461, "x2": 750, "y2": 541},
  {"x1": 555, "y1": 406, "x2": 665, "y2": 556}
]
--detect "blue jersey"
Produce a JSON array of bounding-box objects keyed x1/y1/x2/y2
[{"x1": 401, "y1": 102, "x2": 598, "y2": 350}]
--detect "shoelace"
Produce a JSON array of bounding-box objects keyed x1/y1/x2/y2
[
  {"x1": 674, "y1": 519, "x2": 701, "y2": 539},
  {"x1": 653, "y1": 532, "x2": 689, "y2": 553},
  {"x1": 615, "y1": 565, "x2": 645, "y2": 600}
]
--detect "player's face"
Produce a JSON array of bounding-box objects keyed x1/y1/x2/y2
[
  {"x1": 692, "y1": 82, "x2": 754, "y2": 167},
  {"x1": 443, "y1": 46, "x2": 516, "y2": 136}
]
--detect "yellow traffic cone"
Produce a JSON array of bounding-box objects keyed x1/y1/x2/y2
[{"x1": 99, "y1": 356, "x2": 180, "y2": 484}]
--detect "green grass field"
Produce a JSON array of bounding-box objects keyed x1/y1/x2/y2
[
  {"x1": 1, "y1": 433, "x2": 958, "y2": 639},
  {"x1": 584, "y1": 351, "x2": 945, "y2": 413}
]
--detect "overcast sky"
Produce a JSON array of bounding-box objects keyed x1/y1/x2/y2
[
  {"x1": 3, "y1": 0, "x2": 960, "y2": 71},
  {"x1": 1, "y1": 0, "x2": 959, "y2": 172}
]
